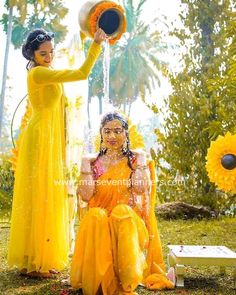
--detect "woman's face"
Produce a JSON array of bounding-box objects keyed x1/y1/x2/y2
[
  {"x1": 101, "y1": 119, "x2": 127, "y2": 151},
  {"x1": 34, "y1": 41, "x2": 54, "y2": 67}
]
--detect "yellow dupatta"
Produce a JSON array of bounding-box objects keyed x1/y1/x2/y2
[
  {"x1": 89, "y1": 158, "x2": 131, "y2": 213},
  {"x1": 143, "y1": 160, "x2": 174, "y2": 289}
]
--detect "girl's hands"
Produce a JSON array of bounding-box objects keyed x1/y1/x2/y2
[
  {"x1": 94, "y1": 28, "x2": 107, "y2": 44},
  {"x1": 80, "y1": 157, "x2": 92, "y2": 173}
]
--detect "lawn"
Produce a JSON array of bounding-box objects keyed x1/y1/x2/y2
[{"x1": 0, "y1": 216, "x2": 235, "y2": 295}]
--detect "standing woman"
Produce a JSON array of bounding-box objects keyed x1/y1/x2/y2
[{"x1": 7, "y1": 28, "x2": 106, "y2": 278}]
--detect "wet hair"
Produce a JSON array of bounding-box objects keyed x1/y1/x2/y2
[
  {"x1": 22, "y1": 28, "x2": 54, "y2": 70},
  {"x1": 98, "y1": 112, "x2": 135, "y2": 169}
]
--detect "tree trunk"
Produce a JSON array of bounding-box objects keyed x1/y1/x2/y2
[
  {"x1": 123, "y1": 103, "x2": 127, "y2": 114},
  {"x1": 98, "y1": 96, "x2": 103, "y2": 114},
  {"x1": 199, "y1": 0, "x2": 214, "y2": 71},
  {"x1": 0, "y1": 6, "x2": 13, "y2": 137},
  {"x1": 128, "y1": 102, "x2": 132, "y2": 117}
]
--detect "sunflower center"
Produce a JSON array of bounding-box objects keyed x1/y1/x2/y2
[{"x1": 221, "y1": 154, "x2": 236, "y2": 170}]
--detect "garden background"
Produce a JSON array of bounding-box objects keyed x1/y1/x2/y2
[{"x1": 0, "y1": 0, "x2": 236, "y2": 294}]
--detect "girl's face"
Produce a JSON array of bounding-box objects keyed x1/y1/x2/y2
[
  {"x1": 101, "y1": 119, "x2": 127, "y2": 151},
  {"x1": 34, "y1": 41, "x2": 54, "y2": 67}
]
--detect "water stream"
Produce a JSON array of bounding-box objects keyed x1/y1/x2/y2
[{"x1": 102, "y1": 39, "x2": 114, "y2": 112}]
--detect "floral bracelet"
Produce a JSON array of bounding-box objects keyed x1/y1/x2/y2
[{"x1": 80, "y1": 171, "x2": 93, "y2": 175}]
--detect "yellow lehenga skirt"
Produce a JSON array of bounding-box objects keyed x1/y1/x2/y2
[{"x1": 70, "y1": 159, "x2": 174, "y2": 294}]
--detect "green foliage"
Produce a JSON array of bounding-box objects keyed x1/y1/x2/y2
[
  {"x1": 153, "y1": 0, "x2": 236, "y2": 210},
  {"x1": 0, "y1": 106, "x2": 12, "y2": 153},
  {"x1": 86, "y1": 0, "x2": 168, "y2": 114},
  {"x1": 0, "y1": 154, "x2": 14, "y2": 210},
  {"x1": 136, "y1": 116, "x2": 160, "y2": 151},
  {"x1": 224, "y1": 204, "x2": 236, "y2": 217},
  {"x1": 0, "y1": 0, "x2": 68, "y2": 48},
  {"x1": 0, "y1": 78, "x2": 18, "y2": 153}
]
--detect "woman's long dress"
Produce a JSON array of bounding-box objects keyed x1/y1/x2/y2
[
  {"x1": 70, "y1": 158, "x2": 174, "y2": 294},
  {"x1": 7, "y1": 42, "x2": 101, "y2": 273}
]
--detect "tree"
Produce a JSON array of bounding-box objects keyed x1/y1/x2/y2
[
  {"x1": 153, "y1": 0, "x2": 236, "y2": 209},
  {"x1": 0, "y1": 0, "x2": 68, "y2": 137},
  {"x1": 0, "y1": 105, "x2": 12, "y2": 154},
  {"x1": 86, "y1": 0, "x2": 168, "y2": 115},
  {"x1": 0, "y1": 73, "x2": 15, "y2": 154},
  {"x1": 0, "y1": 5, "x2": 13, "y2": 138}
]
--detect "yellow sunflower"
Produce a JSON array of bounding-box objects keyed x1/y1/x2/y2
[{"x1": 206, "y1": 132, "x2": 236, "y2": 193}]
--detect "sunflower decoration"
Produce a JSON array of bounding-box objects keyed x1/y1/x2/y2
[
  {"x1": 94, "y1": 115, "x2": 145, "y2": 152},
  {"x1": 206, "y1": 132, "x2": 236, "y2": 193}
]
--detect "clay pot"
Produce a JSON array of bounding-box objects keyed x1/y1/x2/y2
[{"x1": 79, "y1": 0, "x2": 126, "y2": 44}]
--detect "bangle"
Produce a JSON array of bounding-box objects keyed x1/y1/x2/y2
[
  {"x1": 136, "y1": 165, "x2": 148, "y2": 170},
  {"x1": 80, "y1": 171, "x2": 93, "y2": 175}
]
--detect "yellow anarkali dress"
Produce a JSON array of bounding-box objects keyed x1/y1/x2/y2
[
  {"x1": 7, "y1": 42, "x2": 101, "y2": 273},
  {"x1": 70, "y1": 157, "x2": 174, "y2": 294}
]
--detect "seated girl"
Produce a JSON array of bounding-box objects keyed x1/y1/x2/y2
[{"x1": 70, "y1": 112, "x2": 174, "y2": 294}]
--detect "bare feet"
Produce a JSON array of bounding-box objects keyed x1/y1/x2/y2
[
  {"x1": 20, "y1": 270, "x2": 55, "y2": 279},
  {"x1": 49, "y1": 269, "x2": 60, "y2": 274},
  {"x1": 20, "y1": 268, "x2": 27, "y2": 275},
  {"x1": 38, "y1": 272, "x2": 55, "y2": 278}
]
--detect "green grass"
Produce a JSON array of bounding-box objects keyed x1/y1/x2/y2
[
  {"x1": 0, "y1": 189, "x2": 12, "y2": 208},
  {"x1": 0, "y1": 217, "x2": 235, "y2": 294}
]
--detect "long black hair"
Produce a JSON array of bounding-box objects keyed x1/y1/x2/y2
[
  {"x1": 98, "y1": 112, "x2": 135, "y2": 169},
  {"x1": 22, "y1": 28, "x2": 54, "y2": 70}
]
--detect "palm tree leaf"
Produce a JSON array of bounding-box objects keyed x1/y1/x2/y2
[{"x1": 136, "y1": 0, "x2": 147, "y2": 17}]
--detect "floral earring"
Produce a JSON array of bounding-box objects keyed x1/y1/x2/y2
[
  {"x1": 100, "y1": 138, "x2": 107, "y2": 154},
  {"x1": 122, "y1": 139, "x2": 128, "y2": 154}
]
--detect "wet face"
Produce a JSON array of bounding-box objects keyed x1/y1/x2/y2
[
  {"x1": 101, "y1": 119, "x2": 127, "y2": 151},
  {"x1": 33, "y1": 41, "x2": 54, "y2": 67}
]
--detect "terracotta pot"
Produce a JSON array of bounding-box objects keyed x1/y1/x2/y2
[{"x1": 79, "y1": 0, "x2": 126, "y2": 44}]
